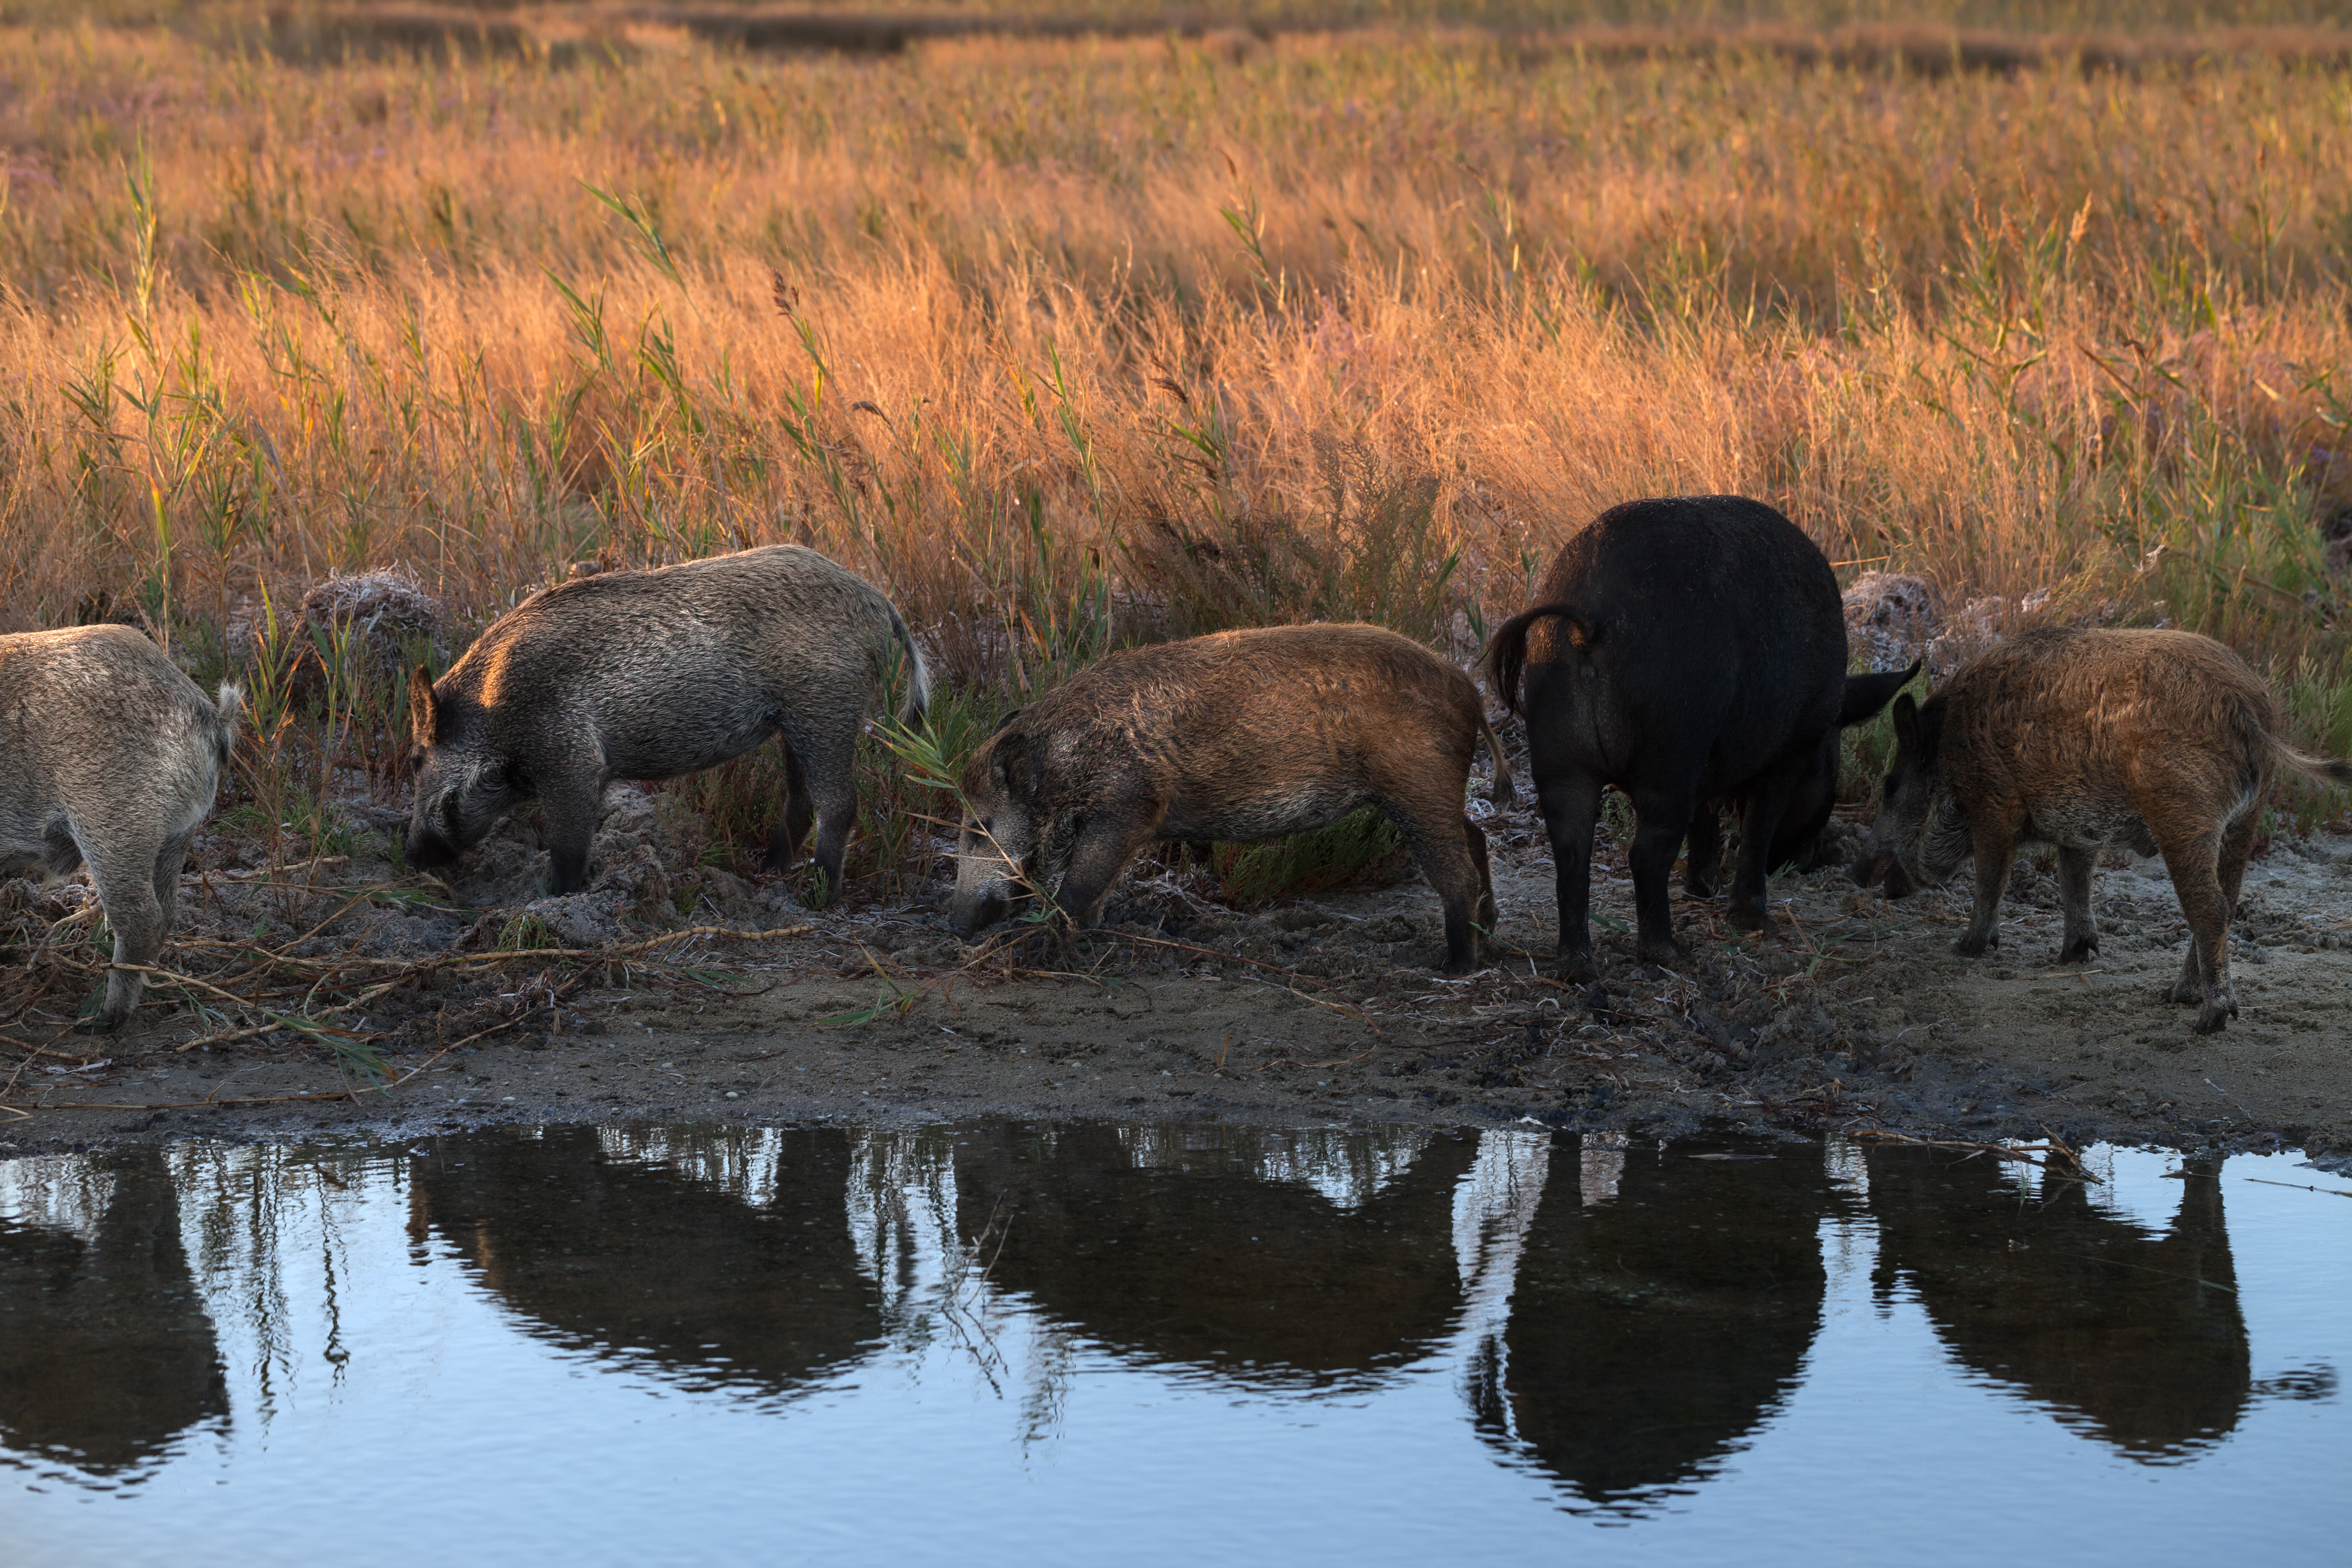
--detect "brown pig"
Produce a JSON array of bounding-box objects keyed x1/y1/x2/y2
[
  {"x1": 949, "y1": 624, "x2": 1513, "y2": 974},
  {"x1": 0, "y1": 626, "x2": 240, "y2": 1029},
  {"x1": 1850, "y1": 626, "x2": 2352, "y2": 1033}
]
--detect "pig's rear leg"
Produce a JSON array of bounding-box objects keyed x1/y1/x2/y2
[
  {"x1": 1389, "y1": 800, "x2": 1488, "y2": 975},
  {"x1": 82, "y1": 834, "x2": 168, "y2": 1030},
  {"x1": 1627, "y1": 780, "x2": 1699, "y2": 967},
  {"x1": 1536, "y1": 769, "x2": 1602, "y2": 981},
  {"x1": 2055, "y1": 845, "x2": 2099, "y2": 962},
  {"x1": 761, "y1": 739, "x2": 817, "y2": 876},
  {"x1": 793, "y1": 732, "x2": 861, "y2": 908},
  {"x1": 2158, "y1": 828, "x2": 2236, "y2": 1032}
]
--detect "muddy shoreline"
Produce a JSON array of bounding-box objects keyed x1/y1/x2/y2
[{"x1": 3, "y1": 792, "x2": 2346, "y2": 1169}]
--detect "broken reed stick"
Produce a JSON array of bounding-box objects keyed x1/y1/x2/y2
[{"x1": 1846, "y1": 1126, "x2": 2099, "y2": 1182}]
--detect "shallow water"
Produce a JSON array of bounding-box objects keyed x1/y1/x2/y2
[{"x1": 0, "y1": 1124, "x2": 2344, "y2": 1566}]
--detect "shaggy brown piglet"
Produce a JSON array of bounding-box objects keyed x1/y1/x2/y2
[
  {"x1": 0, "y1": 626, "x2": 240, "y2": 1029},
  {"x1": 949, "y1": 624, "x2": 1513, "y2": 974},
  {"x1": 1851, "y1": 626, "x2": 2352, "y2": 1033}
]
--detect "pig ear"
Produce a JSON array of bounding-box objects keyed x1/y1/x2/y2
[
  {"x1": 994, "y1": 739, "x2": 1031, "y2": 801},
  {"x1": 990, "y1": 707, "x2": 1026, "y2": 736},
  {"x1": 407, "y1": 665, "x2": 439, "y2": 748},
  {"x1": 1838, "y1": 660, "x2": 1921, "y2": 727},
  {"x1": 1890, "y1": 692, "x2": 1919, "y2": 751}
]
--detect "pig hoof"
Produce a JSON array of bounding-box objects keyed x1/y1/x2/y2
[
  {"x1": 1440, "y1": 955, "x2": 1480, "y2": 977},
  {"x1": 1724, "y1": 901, "x2": 1767, "y2": 934},
  {"x1": 1558, "y1": 948, "x2": 1600, "y2": 984},
  {"x1": 1684, "y1": 870, "x2": 1719, "y2": 899},
  {"x1": 2166, "y1": 977, "x2": 2205, "y2": 1006},
  {"x1": 2058, "y1": 935, "x2": 2099, "y2": 964},
  {"x1": 2194, "y1": 994, "x2": 2237, "y2": 1034},
  {"x1": 1954, "y1": 931, "x2": 1997, "y2": 958},
  {"x1": 1636, "y1": 936, "x2": 1689, "y2": 969}
]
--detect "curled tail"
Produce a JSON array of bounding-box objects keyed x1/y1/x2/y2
[
  {"x1": 1483, "y1": 602, "x2": 1601, "y2": 720},
  {"x1": 885, "y1": 603, "x2": 931, "y2": 731},
  {"x1": 1478, "y1": 712, "x2": 1515, "y2": 807},
  {"x1": 2269, "y1": 732, "x2": 2352, "y2": 789}
]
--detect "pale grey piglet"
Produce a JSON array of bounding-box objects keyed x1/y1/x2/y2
[
  {"x1": 405, "y1": 545, "x2": 928, "y2": 903},
  {"x1": 0, "y1": 625, "x2": 240, "y2": 1029}
]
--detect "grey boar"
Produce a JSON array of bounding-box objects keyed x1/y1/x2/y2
[
  {"x1": 1485, "y1": 495, "x2": 1914, "y2": 980},
  {"x1": 949, "y1": 624, "x2": 1512, "y2": 974},
  {"x1": 0, "y1": 626, "x2": 240, "y2": 1029},
  {"x1": 1850, "y1": 626, "x2": 2352, "y2": 1033},
  {"x1": 405, "y1": 545, "x2": 928, "y2": 903}
]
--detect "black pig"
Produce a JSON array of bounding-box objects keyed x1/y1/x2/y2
[{"x1": 1486, "y1": 495, "x2": 1912, "y2": 979}]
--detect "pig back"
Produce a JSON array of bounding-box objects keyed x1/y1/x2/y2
[
  {"x1": 451, "y1": 548, "x2": 898, "y2": 779},
  {"x1": 1519, "y1": 497, "x2": 1845, "y2": 784},
  {"x1": 1937, "y1": 627, "x2": 2277, "y2": 810}
]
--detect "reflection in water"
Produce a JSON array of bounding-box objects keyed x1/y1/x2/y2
[
  {"x1": 0, "y1": 1149, "x2": 227, "y2": 1477},
  {"x1": 0, "y1": 1119, "x2": 2323, "y2": 1543},
  {"x1": 952, "y1": 1123, "x2": 1479, "y2": 1387},
  {"x1": 411, "y1": 1127, "x2": 884, "y2": 1397},
  {"x1": 1865, "y1": 1148, "x2": 2250, "y2": 1458},
  {"x1": 1472, "y1": 1136, "x2": 1837, "y2": 1507}
]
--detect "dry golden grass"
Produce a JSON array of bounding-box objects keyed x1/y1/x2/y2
[{"x1": 5, "y1": 14, "x2": 2352, "y2": 823}]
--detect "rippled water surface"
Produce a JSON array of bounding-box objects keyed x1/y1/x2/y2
[{"x1": 2, "y1": 1124, "x2": 2345, "y2": 1566}]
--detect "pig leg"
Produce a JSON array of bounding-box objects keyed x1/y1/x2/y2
[
  {"x1": 1465, "y1": 819, "x2": 1498, "y2": 931},
  {"x1": 2055, "y1": 845, "x2": 2099, "y2": 962},
  {"x1": 1628, "y1": 782, "x2": 1698, "y2": 967},
  {"x1": 1537, "y1": 769, "x2": 1603, "y2": 982},
  {"x1": 761, "y1": 739, "x2": 816, "y2": 875},
  {"x1": 1045, "y1": 807, "x2": 1165, "y2": 932},
  {"x1": 1954, "y1": 820, "x2": 2015, "y2": 957},
  {"x1": 1683, "y1": 803, "x2": 1723, "y2": 898},
  {"x1": 1392, "y1": 803, "x2": 1487, "y2": 975},
  {"x1": 2160, "y1": 829, "x2": 2237, "y2": 1032},
  {"x1": 1725, "y1": 773, "x2": 1801, "y2": 934},
  {"x1": 539, "y1": 774, "x2": 603, "y2": 895},
  {"x1": 792, "y1": 731, "x2": 861, "y2": 908},
  {"x1": 82, "y1": 835, "x2": 166, "y2": 1030}
]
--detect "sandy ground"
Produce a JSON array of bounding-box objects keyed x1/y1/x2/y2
[{"x1": 2, "y1": 780, "x2": 2346, "y2": 1168}]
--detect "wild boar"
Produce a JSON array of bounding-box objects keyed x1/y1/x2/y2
[
  {"x1": 1486, "y1": 495, "x2": 1913, "y2": 980},
  {"x1": 0, "y1": 625, "x2": 240, "y2": 1029},
  {"x1": 1849, "y1": 626, "x2": 2352, "y2": 1033},
  {"x1": 405, "y1": 545, "x2": 928, "y2": 903},
  {"x1": 949, "y1": 624, "x2": 1512, "y2": 974}
]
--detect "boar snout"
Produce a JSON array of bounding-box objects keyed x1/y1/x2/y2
[
  {"x1": 405, "y1": 825, "x2": 458, "y2": 870},
  {"x1": 950, "y1": 885, "x2": 1009, "y2": 939}
]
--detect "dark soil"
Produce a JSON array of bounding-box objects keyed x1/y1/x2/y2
[{"x1": 3, "y1": 786, "x2": 2347, "y2": 1168}]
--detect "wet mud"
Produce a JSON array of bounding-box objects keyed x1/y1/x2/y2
[{"x1": 0, "y1": 789, "x2": 2347, "y2": 1165}]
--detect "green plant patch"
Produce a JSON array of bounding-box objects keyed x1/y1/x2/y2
[{"x1": 1211, "y1": 808, "x2": 1411, "y2": 908}]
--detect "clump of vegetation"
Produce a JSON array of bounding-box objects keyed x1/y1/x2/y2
[{"x1": 1212, "y1": 808, "x2": 1413, "y2": 906}]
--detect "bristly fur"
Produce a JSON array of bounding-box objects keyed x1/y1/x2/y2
[
  {"x1": 1852, "y1": 624, "x2": 2352, "y2": 1034},
  {"x1": 950, "y1": 623, "x2": 1504, "y2": 974},
  {"x1": 0, "y1": 625, "x2": 240, "y2": 1029},
  {"x1": 405, "y1": 544, "x2": 924, "y2": 903}
]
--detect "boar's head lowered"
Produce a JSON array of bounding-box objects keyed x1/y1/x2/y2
[
  {"x1": 1849, "y1": 690, "x2": 1970, "y2": 899},
  {"x1": 403, "y1": 665, "x2": 526, "y2": 872},
  {"x1": 951, "y1": 711, "x2": 1042, "y2": 937}
]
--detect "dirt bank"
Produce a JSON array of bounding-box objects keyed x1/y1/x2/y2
[{"x1": 2, "y1": 784, "x2": 2346, "y2": 1167}]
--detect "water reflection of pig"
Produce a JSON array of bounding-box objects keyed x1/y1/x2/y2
[
  {"x1": 0, "y1": 1148, "x2": 228, "y2": 1476},
  {"x1": 1467, "y1": 1135, "x2": 1835, "y2": 1506},
  {"x1": 1865, "y1": 1148, "x2": 2249, "y2": 1457},
  {"x1": 951, "y1": 1122, "x2": 1478, "y2": 1387},
  {"x1": 410, "y1": 1127, "x2": 882, "y2": 1396}
]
